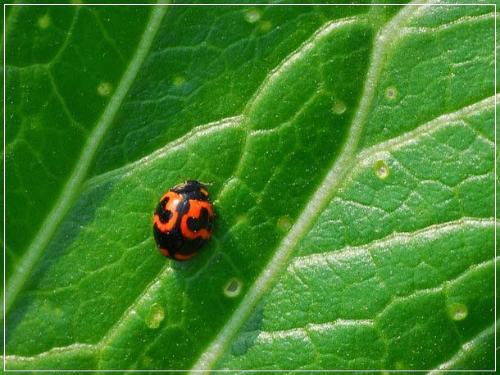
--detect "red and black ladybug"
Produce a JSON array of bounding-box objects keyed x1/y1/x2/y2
[{"x1": 153, "y1": 180, "x2": 214, "y2": 261}]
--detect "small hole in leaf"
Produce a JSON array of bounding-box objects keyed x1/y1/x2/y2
[
  {"x1": 374, "y1": 160, "x2": 390, "y2": 180},
  {"x1": 277, "y1": 216, "x2": 292, "y2": 231},
  {"x1": 172, "y1": 75, "x2": 186, "y2": 87},
  {"x1": 145, "y1": 303, "x2": 165, "y2": 329},
  {"x1": 332, "y1": 100, "x2": 347, "y2": 115},
  {"x1": 385, "y1": 86, "x2": 397, "y2": 100},
  {"x1": 37, "y1": 14, "x2": 51, "y2": 29},
  {"x1": 244, "y1": 9, "x2": 261, "y2": 23},
  {"x1": 448, "y1": 302, "x2": 468, "y2": 321},
  {"x1": 97, "y1": 82, "x2": 113, "y2": 97},
  {"x1": 224, "y1": 278, "x2": 242, "y2": 298},
  {"x1": 259, "y1": 20, "x2": 272, "y2": 32}
]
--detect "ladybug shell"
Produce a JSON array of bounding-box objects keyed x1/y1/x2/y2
[{"x1": 153, "y1": 180, "x2": 214, "y2": 261}]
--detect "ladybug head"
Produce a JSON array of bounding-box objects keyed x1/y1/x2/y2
[{"x1": 172, "y1": 180, "x2": 210, "y2": 200}]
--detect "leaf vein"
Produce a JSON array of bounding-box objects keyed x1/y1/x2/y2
[
  {"x1": 356, "y1": 94, "x2": 498, "y2": 165},
  {"x1": 5, "y1": 2, "x2": 169, "y2": 314},
  {"x1": 427, "y1": 320, "x2": 497, "y2": 374},
  {"x1": 190, "y1": 2, "x2": 428, "y2": 371},
  {"x1": 291, "y1": 217, "x2": 495, "y2": 268},
  {"x1": 85, "y1": 115, "x2": 244, "y2": 188}
]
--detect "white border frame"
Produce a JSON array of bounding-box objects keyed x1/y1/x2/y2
[{"x1": 2, "y1": 2, "x2": 497, "y2": 373}]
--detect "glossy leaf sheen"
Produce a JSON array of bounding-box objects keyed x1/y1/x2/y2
[{"x1": 5, "y1": 2, "x2": 496, "y2": 372}]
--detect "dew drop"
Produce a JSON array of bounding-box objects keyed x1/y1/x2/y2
[
  {"x1": 37, "y1": 14, "x2": 51, "y2": 29},
  {"x1": 145, "y1": 303, "x2": 165, "y2": 329},
  {"x1": 385, "y1": 86, "x2": 397, "y2": 100},
  {"x1": 244, "y1": 9, "x2": 261, "y2": 23},
  {"x1": 277, "y1": 216, "x2": 292, "y2": 231},
  {"x1": 97, "y1": 82, "x2": 113, "y2": 97},
  {"x1": 224, "y1": 278, "x2": 242, "y2": 298},
  {"x1": 374, "y1": 159, "x2": 390, "y2": 180},
  {"x1": 448, "y1": 302, "x2": 468, "y2": 321},
  {"x1": 332, "y1": 100, "x2": 347, "y2": 115}
]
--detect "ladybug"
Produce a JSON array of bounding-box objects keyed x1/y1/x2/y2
[{"x1": 153, "y1": 180, "x2": 214, "y2": 261}]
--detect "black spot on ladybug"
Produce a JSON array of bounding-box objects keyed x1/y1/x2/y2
[
  {"x1": 187, "y1": 207, "x2": 211, "y2": 232},
  {"x1": 161, "y1": 195, "x2": 170, "y2": 206},
  {"x1": 158, "y1": 209, "x2": 172, "y2": 223}
]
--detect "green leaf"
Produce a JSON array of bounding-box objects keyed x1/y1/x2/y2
[{"x1": 5, "y1": 1, "x2": 496, "y2": 372}]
